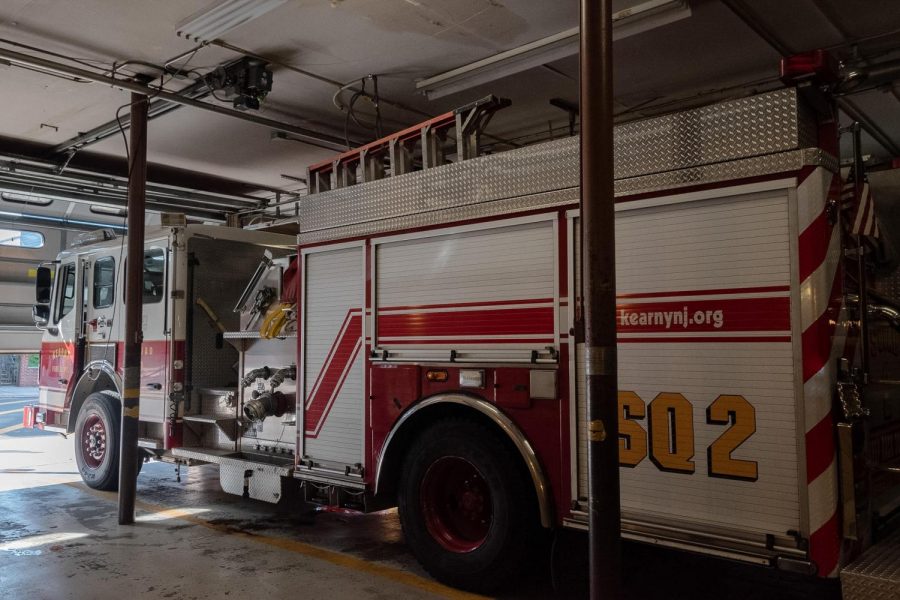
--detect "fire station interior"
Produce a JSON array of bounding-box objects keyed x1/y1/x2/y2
[{"x1": 1, "y1": 1, "x2": 900, "y2": 599}]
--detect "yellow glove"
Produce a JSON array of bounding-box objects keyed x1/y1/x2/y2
[{"x1": 260, "y1": 303, "x2": 294, "y2": 338}]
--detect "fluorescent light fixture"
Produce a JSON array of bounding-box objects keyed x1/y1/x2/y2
[
  {"x1": 416, "y1": 0, "x2": 691, "y2": 100},
  {"x1": 176, "y1": 0, "x2": 289, "y2": 43}
]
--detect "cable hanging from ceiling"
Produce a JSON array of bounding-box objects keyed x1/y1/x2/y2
[{"x1": 333, "y1": 74, "x2": 384, "y2": 149}]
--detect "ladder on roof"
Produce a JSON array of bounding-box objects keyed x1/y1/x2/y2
[{"x1": 306, "y1": 95, "x2": 510, "y2": 194}]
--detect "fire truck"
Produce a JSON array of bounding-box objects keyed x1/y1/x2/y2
[{"x1": 24, "y1": 67, "x2": 900, "y2": 594}]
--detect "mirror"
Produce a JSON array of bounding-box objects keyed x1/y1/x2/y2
[
  {"x1": 32, "y1": 304, "x2": 50, "y2": 328},
  {"x1": 35, "y1": 265, "x2": 52, "y2": 304}
]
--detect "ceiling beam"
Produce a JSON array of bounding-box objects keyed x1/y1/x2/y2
[
  {"x1": 0, "y1": 46, "x2": 350, "y2": 152},
  {"x1": 0, "y1": 135, "x2": 278, "y2": 199},
  {"x1": 809, "y1": 0, "x2": 855, "y2": 41},
  {"x1": 48, "y1": 75, "x2": 214, "y2": 156},
  {"x1": 718, "y1": 0, "x2": 794, "y2": 56}
]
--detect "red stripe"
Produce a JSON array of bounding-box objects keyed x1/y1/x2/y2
[
  {"x1": 382, "y1": 337, "x2": 555, "y2": 345},
  {"x1": 798, "y1": 209, "x2": 832, "y2": 283},
  {"x1": 615, "y1": 285, "x2": 790, "y2": 299},
  {"x1": 796, "y1": 165, "x2": 819, "y2": 186},
  {"x1": 806, "y1": 414, "x2": 835, "y2": 484},
  {"x1": 617, "y1": 336, "x2": 791, "y2": 344},
  {"x1": 801, "y1": 273, "x2": 842, "y2": 381},
  {"x1": 306, "y1": 340, "x2": 362, "y2": 438},
  {"x1": 378, "y1": 306, "x2": 554, "y2": 338},
  {"x1": 306, "y1": 311, "x2": 354, "y2": 398},
  {"x1": 617, "y1": 297, "x2": 789, "y2": 334},
  {"x1": 305, "y1": 313, "x2": 362, "y2": 432},
  {"x1": 380, "y1": 298, "x2": 552, "y2": 311},
  {"x1": 809, "y1": 511, "x2": 840, "y2": 576}
]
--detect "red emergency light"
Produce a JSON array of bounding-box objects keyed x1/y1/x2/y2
[{"x1": 780, "y1": 50, "x2": 840, "y2": 85}]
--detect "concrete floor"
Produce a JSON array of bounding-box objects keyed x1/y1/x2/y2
[
  {"x1": 0, "y1": 386, "x2": 841, "y2": 600},
  {"x1": 0, "y1": 389, "x2": 483, "y2": 599}
]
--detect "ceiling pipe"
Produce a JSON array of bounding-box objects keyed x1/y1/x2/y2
[
  {"x1": 0, "y1": 46, "x2": 349, "y2": 152},
  {"x1": 210, "y1": 39, "x2": 519, "y2": 148},
  {"x1": 0, "y1": 162, "x2": 257, "y2": 208},
  {"x1": 0, "y1": 209, "x2": 128, "y2": 232},
  {"x1": 211, "y1": 39, "x2": 432, "y2": 119},
  {"x1": 49, "y1": 75, "x2": 214, "y2": 156},
  {"x1": 0, "y1": 179, "x2": 226, "y2": 221},
  {"x1": 0, "y1": 153, "x2": 263, "y2": 206},
  {"x1": 0, "y1": 172, "x2": 233, "y2": 215}
]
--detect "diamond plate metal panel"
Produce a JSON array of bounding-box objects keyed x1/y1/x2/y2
[
  {"x1": 219, "y1": 457, "x2": 291, "y2": 503},
  {"x1": 298, "y1": 88, "x2": 828, "y2": 245},
  {"x1": 615, "y1": 148, "x2": 838, "y2": 196},
  {"x1": 614, "y1": 88, "x2": 813, "y2": 178},
  {"x1": 298, "y1": 150, "x2": 831, "y2": 244},
  {"x1": 841, "y1": 529, "x2": 900, "y2": 600}
]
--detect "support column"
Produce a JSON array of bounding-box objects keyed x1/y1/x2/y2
[
  {"x1": 118, "y1": 92, "x2": 149, "y2": 524},
  {"x1": 580, "y1": 0, "x2": 622, "y2": 598}
]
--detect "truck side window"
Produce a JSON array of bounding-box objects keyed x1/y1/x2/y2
[
  {"x1": 93, "y1": 257, "x2": 115, "y2": 308},
  {"x1": 56, "y1": 263, "x2": 76, "y2": 323},
  {"x1": 143, "y1": 249, "x2": 164, "y2": 303}
]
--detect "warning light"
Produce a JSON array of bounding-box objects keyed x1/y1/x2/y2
[
  {"x1": 780, "y1": 50, "x2": 839, "y2": 85},
  {"x1": 425, "y1": 369, "x2": 449, "y2": 382}
]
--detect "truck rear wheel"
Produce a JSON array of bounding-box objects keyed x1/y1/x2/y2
[
  {"x1": 74, "y1": 392, "x2": 121, "y2": 491},
  {"x1": 398, "y1": 419, "x2": 538, "y2": 593}
]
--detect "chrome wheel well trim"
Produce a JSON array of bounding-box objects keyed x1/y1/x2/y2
[{"x1": 375, "y1": 393, "x2": 554, "y2": 528}]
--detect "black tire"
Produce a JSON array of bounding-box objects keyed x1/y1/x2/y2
[
  {"x1": 74, "y1": 392, "x2": 121, "y2": 490},
  {"x1": 398, "y1": 419, "x2": 539, "y2": 593}
]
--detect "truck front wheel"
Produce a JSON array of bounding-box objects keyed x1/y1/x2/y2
[
  {"x1": 398, "y1": 419, "x2": 538, "y2": 593},
  {"x1": 74, "y1": 392, "x2": 122, "y2": 491}
]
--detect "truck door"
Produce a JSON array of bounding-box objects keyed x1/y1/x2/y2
[
  {"x1": 301, "y1": 243, "x2": 364, "y2": 473},
  {"x1": 38, "y1": 258, "x2": 85, "y2": 415},
  {"x1": 138, "y1": 245, "x2": 169, "y2": 423},
  {"x1": 84, "y1": 250, "x2": 120, "y2": 367}
]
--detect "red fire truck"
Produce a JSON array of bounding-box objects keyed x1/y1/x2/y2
[{"x1": 25, "y1": 71, "x2": 900, "y2": 593}]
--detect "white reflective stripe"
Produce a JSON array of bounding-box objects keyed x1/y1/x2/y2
[
  {"x1": 799, "y1": 227, "x2": 841, "y2": 332},
  {"x1": 808, "y1": 460, "x2": 838, "y2": 533},
  {"x1": 803, "y1": 317, "x2": 847, "y2": 432},
  {"x1": 797, "y1": 168, "x2": 831, "y2": 233},
  {"x1": 852, "y1": 183, "x2": 869, "y2": 235}
]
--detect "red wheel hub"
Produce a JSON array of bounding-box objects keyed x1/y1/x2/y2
[
  {"x1": 81, "y1": 414, "x2": 107, "y2": 469},
  {"x1": 420, "y1": 457, "x2": 492, "y2": 553}
]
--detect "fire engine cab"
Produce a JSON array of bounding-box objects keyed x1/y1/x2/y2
[{"x1": 25, "y1": 78, "x2": 900, "y2": 594}]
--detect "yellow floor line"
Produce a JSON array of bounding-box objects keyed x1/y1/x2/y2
[
  {"x1": 0, "y1": 407, "x2": 24, "y2": 416},
  {"x1": 65, "y1": 481, "x2": 489, "y2": 600},
  {"x1": 0, "y1": 423, "x2": 24, "y2": 435}
]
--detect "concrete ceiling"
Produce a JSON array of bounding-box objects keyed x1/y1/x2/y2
[{"x1": 0, "y1": 0, "x2": 898, "y2": 209}]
